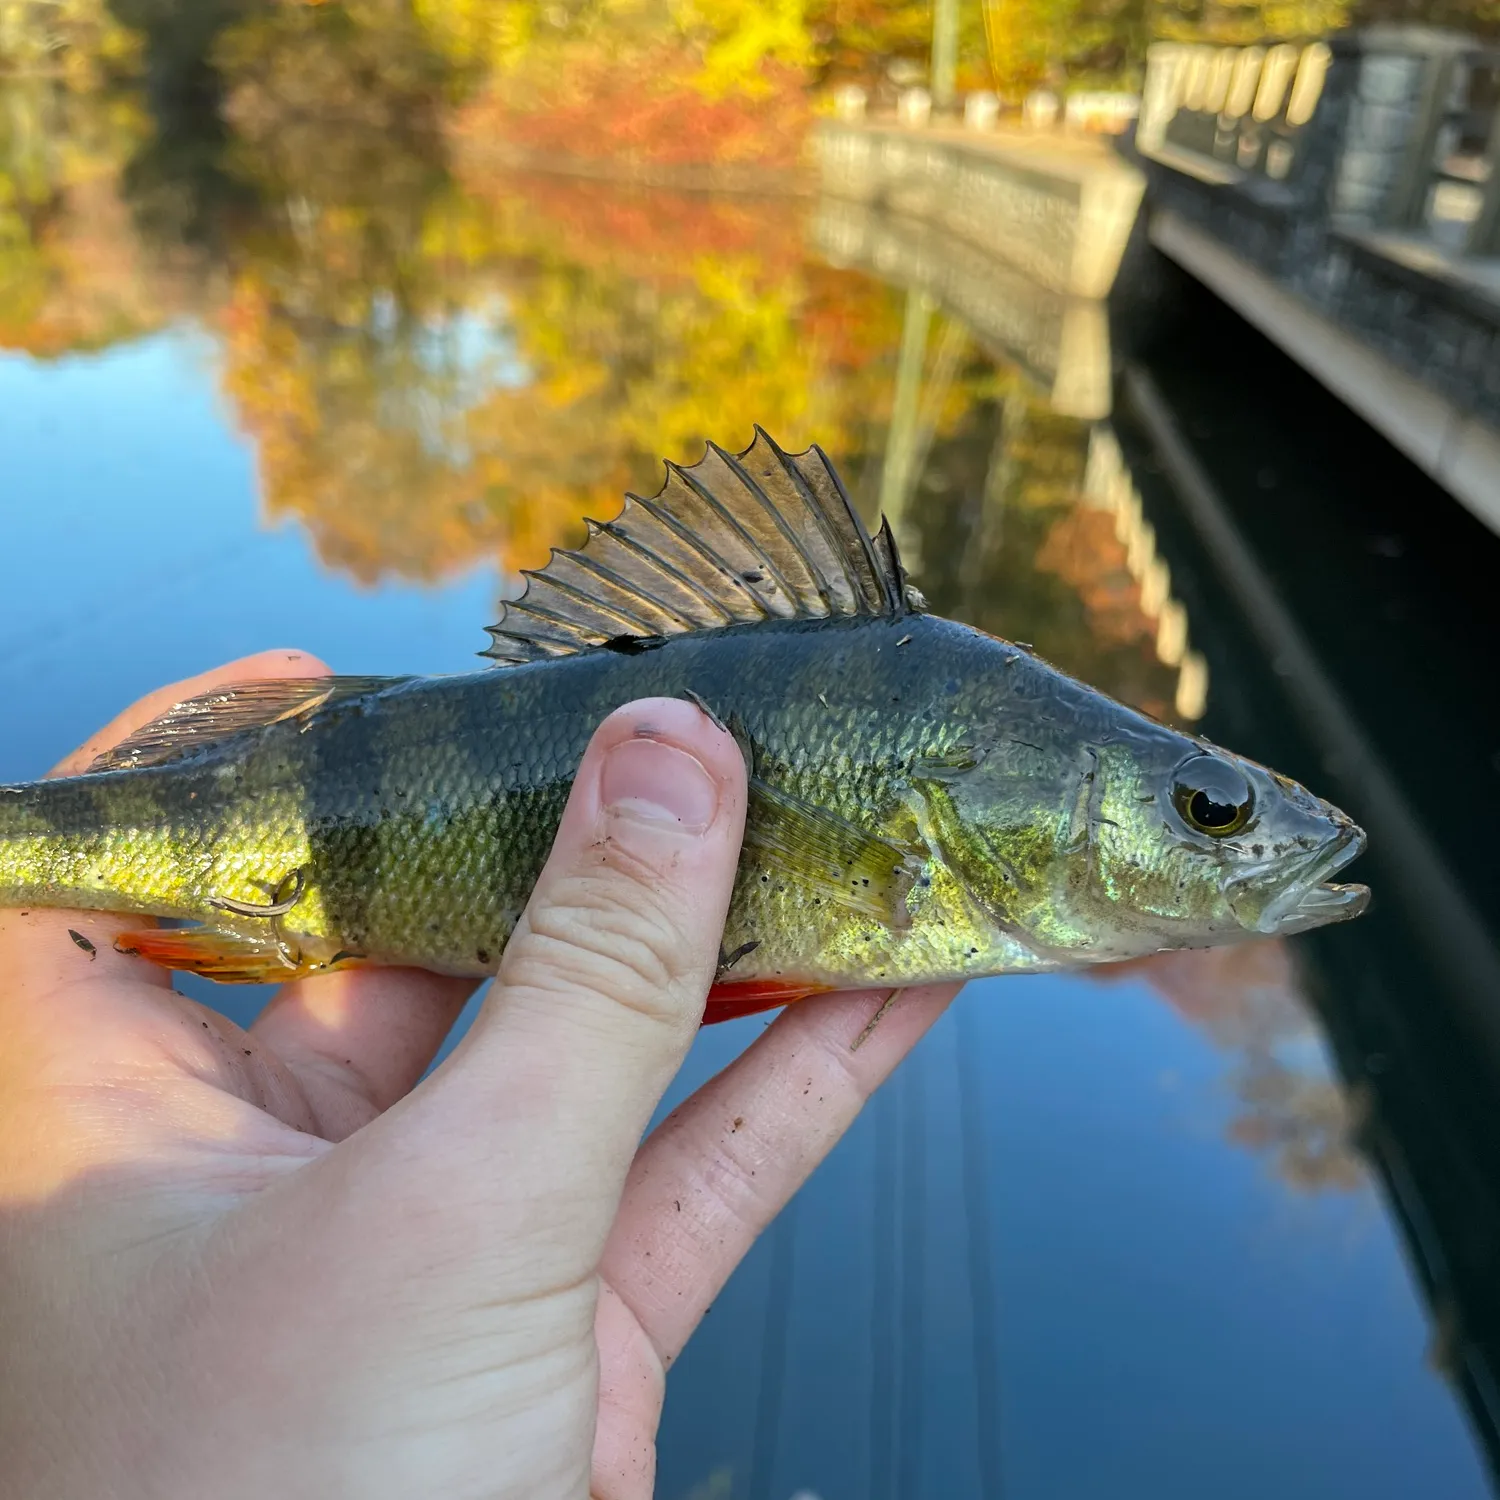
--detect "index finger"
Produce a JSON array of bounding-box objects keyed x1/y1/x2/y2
[{"x1": 599, "y1": 981, "x2": 960, "y2": 1368}]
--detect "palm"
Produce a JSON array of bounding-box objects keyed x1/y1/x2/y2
[{"x1": 0, "y1": 653, "x2": 956, "y2": 1500}]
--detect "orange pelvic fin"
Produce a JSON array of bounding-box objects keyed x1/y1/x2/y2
[
  {"x1": 702, "y1": 978, "x2": 831, "y2": 1026},
  {"x1": 113, "y1": 927, "x2": 359, "y2": 984}
]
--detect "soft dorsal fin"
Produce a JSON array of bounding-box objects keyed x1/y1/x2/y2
[
  {"x1": 483, "y1": 427, "x2": 919, "y2": 665},
  {"x1": 89, "y1": 676, "x2": 407, "y2": 773}
]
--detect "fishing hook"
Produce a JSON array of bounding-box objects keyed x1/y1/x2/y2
[{"x1": 208, "y1": 866, "x2": 307, "y2": 919}]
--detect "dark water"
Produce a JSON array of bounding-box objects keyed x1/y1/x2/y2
[{"x1": 4, "y1": 26, "x2": 1500, "y2": 1500}]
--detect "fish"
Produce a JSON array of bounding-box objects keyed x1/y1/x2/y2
[{"x1": 0, "y1": 429, "x2": 1369, "y2": 1024}]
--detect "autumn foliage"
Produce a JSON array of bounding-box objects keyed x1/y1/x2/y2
[
  {"x1": 2, "y1": 0, "x2": 1367, "y2": 628},
  {"x1": 453, "y1": 48, "x2": 812, "y2": 173}
]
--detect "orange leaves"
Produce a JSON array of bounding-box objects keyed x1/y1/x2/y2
[
  {"x1": 0, "y1": 170, "x2": 167, "y2": 359},
  {"x1": 447, "y1": 168, "x2": 807, "y2": 283},
  {"x1": 427, "y1": 0, "x2": 817, "y2": 175},
  {"x1": 453, "y1": 46, "x2": 812, "y2": 173}
]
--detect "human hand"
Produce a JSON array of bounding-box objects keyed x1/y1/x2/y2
[{"x1": 0, "y1": 652, "x2": 958, "y2": 1500}]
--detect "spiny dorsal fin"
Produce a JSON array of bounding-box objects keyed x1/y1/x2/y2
[
  {"x1": 89, "y1": 676, "x2": 407, "y2": 773},
  {"x1": 483, "y1": 428, "x2": 920, "y2": 665}
]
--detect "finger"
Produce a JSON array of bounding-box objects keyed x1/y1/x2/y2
[
  {"x1": 601, "y1": 982, "x2": 959, "y2": 1368},
  {"x1": 367, "y1": 696, "x2": 748, "y2": 1273},
  {"x1": 249, "y1": 966, "x2": 477, "y2": 1138}
]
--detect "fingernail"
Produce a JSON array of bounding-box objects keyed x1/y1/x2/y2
[{"x1": 602, "y1": 737, "x2": 718, "y2": 834}]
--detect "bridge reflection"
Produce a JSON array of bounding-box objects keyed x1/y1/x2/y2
[
  {"x1": 804, "y1": 157, "x2": 1500, "y2": 1489},
  {"x1": 1116, "y1": 299, "x2": 1500, "y2": 1482}
]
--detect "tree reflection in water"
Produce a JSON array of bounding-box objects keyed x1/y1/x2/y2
[{"x1": 1096, "y1": 944, "x2": 1367, "y2": 1194}]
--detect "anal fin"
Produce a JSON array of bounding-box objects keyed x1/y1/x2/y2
[
  {"x1": 702, "y1": 978, "x2": 831, "y2": 1026},
  {"x1": 114, "y1": 927, "x2": 362, "y2": 984}
]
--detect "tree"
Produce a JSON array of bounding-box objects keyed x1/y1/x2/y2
[
  {"x1": 1150, "y1": 0, "x2": 1352, "y2": 42},
  {"x1": 424, "y1": 0, "x2": 814, "y2": 173},
  {"x1": 1351, "y1": 0, "x2": 1500, "y2": 35},
  {"x1": 0, "y1": 9, "x2": 158, "y2": 357},
  {"x1": 1096, "y1": 944, "x2": 1368, "y2": 1193}
]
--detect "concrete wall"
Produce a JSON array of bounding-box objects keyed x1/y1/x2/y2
[
  {"x1": 807, "y1": 195, "x2": 1112, "y2": 419},
  {"x1": 811, "y1": 121, "x2": 1144, "y2": 300},
  {"x1": 1150, "y1": 210, "x2": 1500, "y2": 535}
]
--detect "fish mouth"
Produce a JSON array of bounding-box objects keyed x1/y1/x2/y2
[
  {"x1": 1224, "y1": 822, "x2": 1368, "y2": 936},
  {"x1": 1236, "y1": 821, "x2": 1371, "y2": 936},
  {"x1": 1274, "y1": 879, "x2": 1370, "y2": 934}
]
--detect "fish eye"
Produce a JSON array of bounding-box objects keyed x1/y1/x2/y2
[{"x1": 1171, "y1": 754, "x2": 1253, "y2": 837}]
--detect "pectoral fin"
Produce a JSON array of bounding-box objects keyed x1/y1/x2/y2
[{"x1": 746, "y1": 777, "x2": 922, "y2": 928}]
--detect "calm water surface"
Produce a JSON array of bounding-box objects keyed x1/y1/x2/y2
[{"x1": 4, "y1": 45, "x2": 1500, "y2": 1500}]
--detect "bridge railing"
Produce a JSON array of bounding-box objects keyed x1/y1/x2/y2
[
  {"x1": 1140, "y1": 28, "x2": 1500, "y2": 261},
  {"x1": 1139, "y1": 39, "x2": 1333, "y2": 188}
]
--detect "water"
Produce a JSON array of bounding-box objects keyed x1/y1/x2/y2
[{"x1": 3, "y1": 20, "x2": 1500, "y2": 1500}]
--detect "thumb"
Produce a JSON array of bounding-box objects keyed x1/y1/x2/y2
[{"x1": 376, "y1": 696, "x2": 748, "y2": 1268}]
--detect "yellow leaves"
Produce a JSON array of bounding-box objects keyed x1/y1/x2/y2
[
  {"x1": 670, "y1": 0, "x2": 816, "y2": 98},
  {"x1": 419, "y1": 0, "x2": 817, "y2": 111},
  {"x1": 1256, "y1": 0, "x2": 1349, "y2": 38},
  {"x1": 981, "y1": 0, "x2": 1084, "y2": 96},
  {"x1": 198, "y1": 146, "x2": 935, "y2": 585},
  {"x1": 1151, "y1": 0, "x2": 1351, "y2": 45},
  {"x1": 0, "y1": 78, "x2": 164, "y2": 359},
  {"x1": 0, "y1": 0, "x2": 140, "y2": 80},
  {"x1": 536, "y1": 358, "x2": 611, "y2": 410},
  {"x1": 1, "y1": 0, "x2": 1006, "y2": 578}
]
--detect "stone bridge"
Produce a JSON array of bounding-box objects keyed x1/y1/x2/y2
[{"x1": 1137, "y1": 26, "x2": 1500, "y2": 534}]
